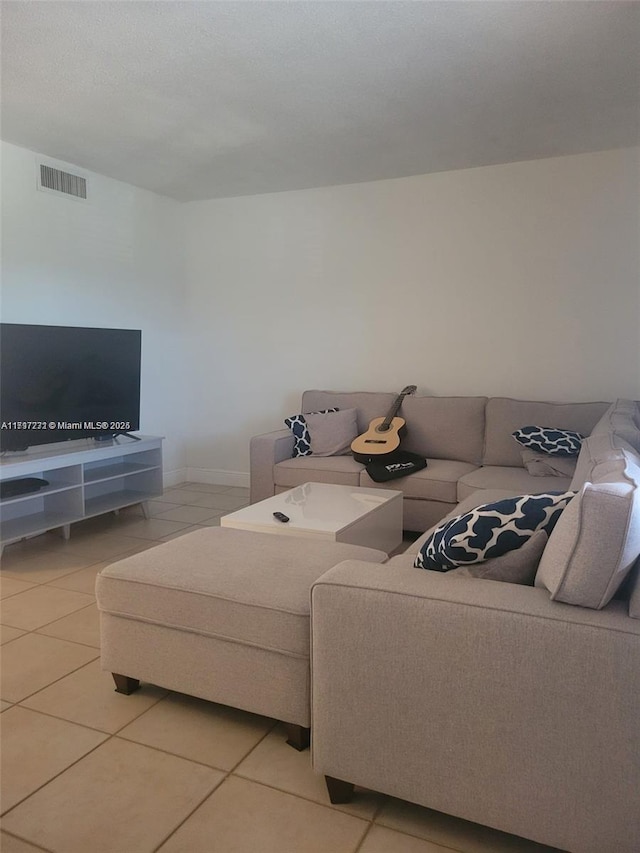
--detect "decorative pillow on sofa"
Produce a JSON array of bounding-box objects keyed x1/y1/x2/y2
[
  {"x1": 305, "y1": 408, "x2": 359, "y2": 457},
  {"x1": 512, "y1": 426, "x2": 584, "y2": 457},
  {"x1": 535, "y1": 445, "x2": 640, "y2": 609},
  {"x1": 519, "y1": 448, "x2": 578, "y2": 478},
  {"x1": 414, "y1": 491, "x2": 575, "y2": 571},
  {"x1": 446, "y1": 530, "x2": 548, "y2": 585},
  {"x1": 284, "y1": 409, "x2": 339, "y2": 457}
]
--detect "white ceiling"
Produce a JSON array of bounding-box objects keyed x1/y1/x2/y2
[{"x1": 2, "y1": 1, "x2": 639, "y2": 201}]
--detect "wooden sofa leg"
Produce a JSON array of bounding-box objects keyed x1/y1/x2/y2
[
  {"x1": 112, "y1": 673, "x2": 140, "y2": 695},
  {"x1": 284, "y1": 723, "x2": 311, "y2": 751},
  {"x1": 325, "y1": 776, "x2": 355, "y2": 804}
]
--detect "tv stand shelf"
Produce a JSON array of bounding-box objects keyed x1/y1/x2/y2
[{"x1": 0, "y1": 435, "x2": 163, "y2": 552}]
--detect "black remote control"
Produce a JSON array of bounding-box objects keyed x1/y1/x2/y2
[{"x1": 273, "y1": 512, "x2": 290, "y2": 523}]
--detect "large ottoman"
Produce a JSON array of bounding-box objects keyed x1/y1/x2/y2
[{"x1": 96, "y1": 527, "x2": 387, "y2": 748}]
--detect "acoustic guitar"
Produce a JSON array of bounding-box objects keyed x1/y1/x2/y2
[{"x1": 351, "y1": 385, "x2": 417, "y2": 463}]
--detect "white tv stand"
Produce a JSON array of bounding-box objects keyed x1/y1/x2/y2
[{"x1": 0, "y1": 435, "x2": 163, "y2": 552}]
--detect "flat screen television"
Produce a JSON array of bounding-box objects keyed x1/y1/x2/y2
[{"x1": 0, "y1": 323, "x2": 141, "y2": 451}]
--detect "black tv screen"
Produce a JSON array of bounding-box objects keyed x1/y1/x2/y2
[{"x1": 1, "y1": 323, "x2": 141, "y2": 451}]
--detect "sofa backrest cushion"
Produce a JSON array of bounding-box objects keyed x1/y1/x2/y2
[
  {"x1": 570, "y1": 432, "x2": 637, "y2": 491},
  {"x1": 535, "y1": 439, "x2": 640, "y2": 609},
  {"x1": 590, "y1": 398, "x2": 640, "y2": 452},
  {"x1": 301, "y1": 391, "x2": 396, "y2": 436},
  {"x1": 483, "y1": 398, "x2": 609, "y2": 468},
  {"x1": 399, "y1": 396, "x2": 487, "y2": 465}
]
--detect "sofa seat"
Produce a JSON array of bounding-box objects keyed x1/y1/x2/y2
[
  {"x1": 274, "y1": 456, "x2": 365, "y2": 490},
  {"x1": 360, "y1": 459, "x2": 478, "y2": 503},
  {"x1": 457, "y1": 466, "x2": 572, "y2": 501}
]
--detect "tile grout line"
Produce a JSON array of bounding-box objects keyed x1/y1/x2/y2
[
  {"x1": 2, "y1": 639, "x2": 101, "y2": 705},
  {"x1": 1, "y1": 730, "x2": 112, "y2": 821},
  {"x1": 5, "y1": 599, "x2": 98, "y2": 639},
  {"x1": 2, "y1": 688, "x2": 177, "y2": 823},
  {"x1": 148, "y1": 715, "x2": 278, "y2": 852},
  {"x1": 352, "y1": 820, "x2": 376, "y2": 853},
  {"x1": 0, "y1": 828, "x2": 54, "y2": 853}
]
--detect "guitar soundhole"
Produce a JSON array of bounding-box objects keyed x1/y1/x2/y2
[{"x1": 375, "y1": 425, "x2": 390, "y2": 433}]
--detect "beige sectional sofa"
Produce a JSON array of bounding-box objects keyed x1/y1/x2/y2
[
  {"x1": 99, "y1": 394, "x2": 640, "y2": 852},
  {"x1": 250, "y1": 391, "x2": 610, "y2": 530},
  {"x1": 308, "y1": 398, "x2": 640, "y2": 853}
]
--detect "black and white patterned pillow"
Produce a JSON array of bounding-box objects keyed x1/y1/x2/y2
[
  {"x1": 512, "y1": 426, "x2": 584, "y2": 456},
  {"x1": 284, "y1": 409, "x2": 339, "y2": 457},
  {"x1": 414, "y1": 491, "x2": 575, "y2": 571}
]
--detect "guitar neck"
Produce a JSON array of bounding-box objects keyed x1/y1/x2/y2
[
  {"x1": 381, "y1": 396, "x2": 405, "y2": 430},
  {"x1": 380, "y1": 385, "x2": 417, "y2": 430}
]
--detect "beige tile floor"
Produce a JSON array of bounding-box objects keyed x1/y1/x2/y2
[{"x1": 0, "y1": 481, "x2": 563, "y2": 853}]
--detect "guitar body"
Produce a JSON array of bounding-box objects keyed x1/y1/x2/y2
[
  {"x1": 351, "y1": 385, "x2": 417, "y2": 463},
  {"x1": 351, "y1": 416, "x2": 406, "y2": 463},
  {"x1": 351, "y1": 418, "x2": 405, "y2": 462}
]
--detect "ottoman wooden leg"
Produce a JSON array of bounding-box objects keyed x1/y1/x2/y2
[
  {"x1": 325, "y1": 776, "x2": 355, "y2": 804},
  {"x1": 284, "y1": 723, "x2": 311, "y2": 751},
  {"x1": 112, "y1": 673, "x2": 140, "y2": 695}
]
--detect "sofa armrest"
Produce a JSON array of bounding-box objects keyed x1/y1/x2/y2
[
  {"x1": 249, "y1": 428, "x2": 294, "y2": 503},
  {"x1": 311, "y1": 560, "x2": 640, "y2": 853}
]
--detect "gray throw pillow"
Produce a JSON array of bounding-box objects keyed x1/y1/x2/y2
[
  {"x1": 520, "y1": 448, "x2": 577, "y2": 478},
  {"x1": 628, "y1": 557, "x2": 640, "y2": 619},
  {"x1": 284, "y1": 408, "x2": 339, "y2": 457},
  {"x1": 305, "y1": 408, "x2": 359, "y2": 457},
  {"x1": 446, "y1": 529, "x2": 548, "y2": 585}
]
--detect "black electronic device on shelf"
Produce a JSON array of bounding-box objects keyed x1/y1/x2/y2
[
  {"x1": 0, "y1": 323, "x2": 142, "y2": 452},
  {"x1": 0, "y1": 477, "x2": 49, "y2": 499}
]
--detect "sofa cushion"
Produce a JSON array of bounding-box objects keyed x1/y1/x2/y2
[
  {"x1": 397, "y1": 396, "x2": 487, "y2": 465},
  {"x1": 360, "y1": 459, "x2": 478, "y2": 503},
  {"x1": 457, "y1": 466, "x2": 572, "y2": 502},
  {"x1": 301, "y1": 390, "x2": 397, "y2": 436},
  {"x1": 520, "y1": 448, "x2": 578, "y2": 478},
  {"x1": 305, "y1": 408, "x2": 358, "y2": 457},
  {"x1": 512, "y1": 426, "x2": 583, "y2": 456},
  {"x1": 284, "y1": 408, "x2": 338, "y2": 457},
  {"x1": 536, "y1": 444, "x2": 640, "y2": 609},
  {"x1": 591, "y1": 398, "x2": 640, "y2": 452},
  {"x1": 274, "y1": 456, "x2": 365, "y2": 489},
  {"x1": 483, "y1": 398, "x2": 609, "y2": 467},
  {"x1": 415, "y1": 491, "x2": 574, "y2": 571}
]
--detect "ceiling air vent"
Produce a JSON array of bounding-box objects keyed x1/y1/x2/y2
[{"x1": 38, "y1": 164, "x2": 87, "y2": 199}]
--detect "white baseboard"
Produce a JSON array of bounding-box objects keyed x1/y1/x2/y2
[
  {"x1": 163, "y1": 467, "x2": 188, "y2": 488},
  {"x1": 185, "y1": 467, "x2": 250, "y2": 488}
]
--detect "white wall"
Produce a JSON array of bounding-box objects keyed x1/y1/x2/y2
[
  {"x1": 0, "y1": 141, "x2": 188, "y2": 482},
  {"x1": 3, "y1": 143, "x2": 638, "y2": 484},
  {"x1": 183, "y1": 147, "x2": 640, "y2": 481}
]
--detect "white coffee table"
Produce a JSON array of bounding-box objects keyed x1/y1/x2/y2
[{"x1": 221, "y1": 482, "x2": 403, "y2": 555}]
